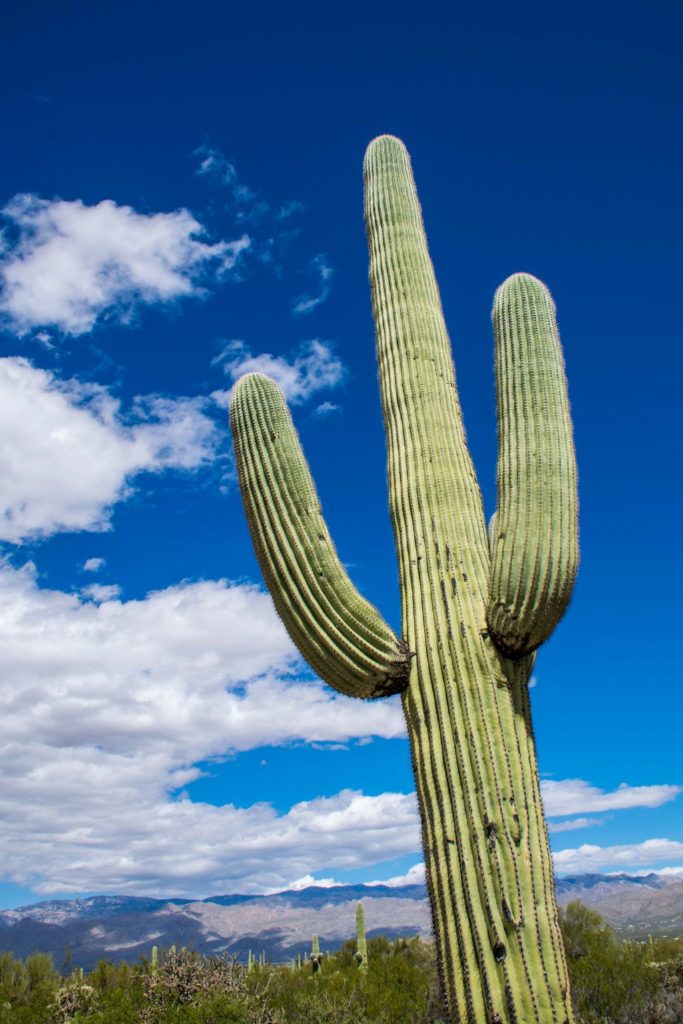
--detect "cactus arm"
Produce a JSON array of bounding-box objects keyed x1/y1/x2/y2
[
  {"x1": 230, "y1": 372, "x2": 411, "y2": 699},
  {"x1": 488, "y1": 274, "x2": 579, "y2": 658}
]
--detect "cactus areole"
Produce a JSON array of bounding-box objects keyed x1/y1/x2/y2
[{"x1": 230, "y1": 135, "x2": 578, "y2": 1024}]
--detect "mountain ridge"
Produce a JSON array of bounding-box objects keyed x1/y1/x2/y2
[{"x1": 1, "y1": 874, "x2": 682, "y2": 969}]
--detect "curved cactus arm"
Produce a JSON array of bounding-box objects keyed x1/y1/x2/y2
[
  {"x1": 230, "y1": 372, "x2": 411, "y2": 698},
  {"x1": 487, "y1": 273, "x2": 579, "y2": 658}
]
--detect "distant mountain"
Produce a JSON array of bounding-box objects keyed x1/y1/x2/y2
[
  {"x1": 1, "y1": 874, "x2": 681, "y2": 970},
  {"x1": 555, "y1": 872, "x2": 683, "y2": 938}
]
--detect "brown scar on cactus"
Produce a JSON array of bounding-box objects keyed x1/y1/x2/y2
[{"x1": 229, "y1": 134, "x2": 578, "y2": 1024}]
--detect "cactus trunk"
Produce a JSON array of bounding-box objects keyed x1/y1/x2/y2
[
  {"x1": 230, "y1": 134, "x2": 578, "y2": 1024},
  {"x1": 355, "y1": 901, "x2": 368, "y2": 971},
  {"x1": 364, "y1": 138, "x2": 574, "y2": 1023}
]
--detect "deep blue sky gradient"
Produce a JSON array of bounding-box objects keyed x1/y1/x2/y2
[{"x1": 1, "y1": 0, "x2": 681, "y2": 906}]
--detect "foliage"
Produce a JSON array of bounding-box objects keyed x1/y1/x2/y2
[
  {"x1": 560, "y1": 901, "x2": 683, "y2": 1023},
  {"x1": 0, "y1": 951, "x2": 60, "y2": 1023},
  {"x1": 260, "y1": 936, "x2": 443, "y2": 1024},
  {"x1": 0, "y1": 912, "x2": 682, "y2": 1023}
]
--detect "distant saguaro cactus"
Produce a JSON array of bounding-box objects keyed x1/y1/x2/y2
[
  {"x1": 310, "y1": 934, "x2": 322, "y2": 974},
  {"x1": 355, "y1": 902, "x2": 368, "y2": 972},
  {"x1": 230, "y1": 135, "x2": 578, "y2": 1024}
]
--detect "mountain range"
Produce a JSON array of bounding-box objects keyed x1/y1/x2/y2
[{"x1": 1, "y1": 875, "x2": 682, "y2": 970}]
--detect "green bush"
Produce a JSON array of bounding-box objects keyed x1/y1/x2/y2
[
  {"x1": 560, "y1": 901, "x2": 668, "y2": 1024},
  {"x1": 1, "y1": 916, "x2": 682, "y2": 1024}
]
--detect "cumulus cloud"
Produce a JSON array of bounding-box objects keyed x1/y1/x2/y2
[
  {"x1": 284, "y1": 874, "x2": 341, "y2": 891},
  {"x1": 1, "y1": 553, "x2": 678, "y2": 895},
  {"x1": 83, "y1": 558, "x2": 105, "y2": 573},
  {"x1": 553, "y1": 839, "x2": 683, "y2": 874},
  {"x1": 369, "y1": 862, "x2": 427, "y2": 887},
  {"x1": 0, "y1": 357, "x2": 222, "y2": 542},
  {"x1": 312, "y1": 401, "x2": 340, "y2": 418},
  {"x1": 547, "y1": 817, "x2": 604, "y2": 833},
  {"x1": 215, "y1": 339, "x2": 345, "y2": 406},
  {"x1": 293, "y1": 254, "x2": 333, "y2": 315},
  {"x1": 0, "y1": 194, "x2": 249, "y2": 336},
  {"x1": 81, "y1": 583, "x2": 122, "y2": 603},
  {"x1": 0, "y1": 560, "x2": 408, "y2": 896},
  {"x1": 542, "y1": 778, "x2": 682, "y2": 817}
]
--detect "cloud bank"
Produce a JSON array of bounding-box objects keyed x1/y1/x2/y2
[
  {"x1": 215, "y1": 339, "x2": 345, "y2": 406},
  {"x1": 0, "y1": 194, "x2": 249, "y2": 336},
  {"x1": 554, "y1": 839, "x2": 683, "y2": 874},
  {"x1": 0, "y1": 560, "x2": 408, "y2": 896},
  {"x1": 0, "y1": 358, "x2": 222, "y2": 542},
  {"x1": 542, "y1": 778, "x2": 681, "y2": 817}
]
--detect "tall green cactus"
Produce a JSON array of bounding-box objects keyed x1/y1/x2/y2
[
  {"x1": 230, "y1": 135, "x2": 578, "y2": 1024},
  {"x1": 310, "y1": 934, "x2": 322, "y2": 974},
  {"x1": 355, "y1": 901, "x2": 368, "y2": 972}
]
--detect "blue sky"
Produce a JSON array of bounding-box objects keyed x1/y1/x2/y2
[{"x1": 0, "y1": 0, "x2": 681, "y2": 909}]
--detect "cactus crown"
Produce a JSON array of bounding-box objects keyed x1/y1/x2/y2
[{"x1": 230, "y1": 136, "x2": 578, "y2": 1024}]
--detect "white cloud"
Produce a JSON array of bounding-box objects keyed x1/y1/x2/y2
[
  {"x1": 656, "y1": 866, "x2": 683, "y2": 878},
  {"x1": 0, "y1": 560, "x2": 408, "y2": 896},
  {"x1": 1, "y1": 555, "x2": 677, "y2": 896},
  {"x1": 369, "y1": 862, "x2": 426, "y2": 887},
  {"x1": 548, "y1": 817, "x2": 604, "y2": 833},
  {"x1": 194, "y1": 146, "x2": 237, "y2": 187},
  {"x1": 293, "y1": 254, "x2": 333, "y2": 316},
  {"x1": 83, "y1": 558, "x2": 105, "y2": 573},
  {"x1": 0, "y1": 194, "x2": 249, "y2": 336},
  {"x1": 194, "y1": 146, "x2": 271, "y2": 224},
  {"x1": 284, "y1": 874, "x2": 341, "y2": 891},
  {"x1": 553, "y1": 839, "x2": 683, "y2": 874},
  {"x1": 0, "y1": 357, "x2": 222, "y2": 542},
  {"x1": 313, "y1": 401, "x2": 340, "y2": 418},
  {"x1": 81, "y1": 583, "x2": 122, "y2": 603},
  {"x1": 216, "y1": 339, "x2": 345, "y2": 406},
  {"x1": 541, "y1": 778, "x2": 681, "y2": 817}
]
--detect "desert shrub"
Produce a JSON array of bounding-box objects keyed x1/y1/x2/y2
[
  {"x1": 0, "y1": 952, "x2": 60, "y2": 1023},
  {"x1": 561, "y1": 901, "x2": 661, "y2": 1023},
  {"x1": 52, "y1": 981, "x2": 97, "y2": 1022},
  {"x1": 140, "y1": 948, "x2": 270, "y2": 1024},
  {"x1": 2, "y1": 922, "x2": 683, "y2": 1024},
  {"x1": 258, "y1": 936, "x2": 442, "y2": 1024}
]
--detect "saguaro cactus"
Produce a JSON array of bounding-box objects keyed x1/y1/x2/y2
[
  {"x1": 310, "y1": 934, "x2": 322, "y2": 974},
  {"x1": 230, "y1": 135, "x2": 578, "y2": 1024},
  {"x1": 355, "y1": 901, "x2": 368, "y2": 972}
]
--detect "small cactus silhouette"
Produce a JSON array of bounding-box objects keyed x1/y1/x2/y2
[
  {"x1": 310, "y1": 934, "x2": 323, "y2": 974},
  {"x1": 354, "y1": 902, "x2": 368, "y2": 972}
]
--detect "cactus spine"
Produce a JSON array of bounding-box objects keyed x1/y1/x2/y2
[
  {"x1": 230, "y1": 135, "x2": 578, "y2": 1024},
  {"x1": 355, "y1": 902, "x2": 368, "y2": 972}
]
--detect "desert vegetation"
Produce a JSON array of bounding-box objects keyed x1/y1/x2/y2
[{"x1": 1, "y1": 905, "x2": 683, "y2": 1023}]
